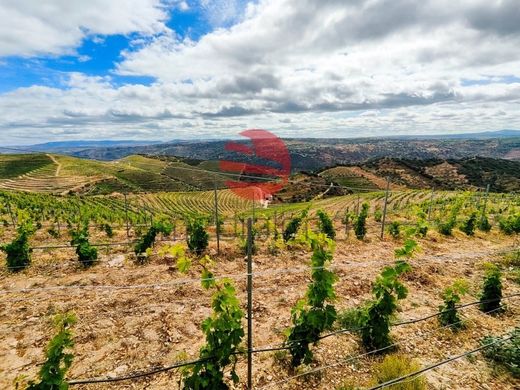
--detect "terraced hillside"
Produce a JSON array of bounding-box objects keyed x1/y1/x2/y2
[
  {"x1": 321, "y1": 157, "x2": 520, "y2": 193},
  {"x1": 0, "y1": 154, "x2": 108, "y2": 194},
  {"x1": 0, "y1": 154, "x2": 233, "y2": 195}
]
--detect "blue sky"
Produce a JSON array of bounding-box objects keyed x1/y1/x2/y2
[
  {"x1": 0, "y1": 3, "x2": 218, "y2": 92},
  {"x1": 0, "y1": 0, "x2": 519, "y2": 144}
]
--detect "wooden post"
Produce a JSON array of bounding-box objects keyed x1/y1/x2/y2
[
  {"x1": 427, "y1": 188, "x2": 435, "y2": 222},
  {"x1": 124, "y1": 193, "x2": 130, "y2": 238},
  {"x1": 380, "y1": 177, "x2": 390, "y2": 240},
  {"x1": 6, "y1": 201, "x2": 16, "y2": 228},
  {"x1": 480, "y1": 184, "x2": 490, "y2": 224},
  {"x1": 214, "y1": 182, "x2": 220, "y2": 255},
  {"x1": 246, "y1": 218, "x2": 253, "y2": 390}
]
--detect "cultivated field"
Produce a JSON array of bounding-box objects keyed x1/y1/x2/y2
[{"x1": 0, "y1": 188, "x2": 519, "y2": 389}]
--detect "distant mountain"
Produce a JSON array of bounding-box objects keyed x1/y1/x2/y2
[{"x1": 387, "y1": 129, "x2": 520, "y2": 140}]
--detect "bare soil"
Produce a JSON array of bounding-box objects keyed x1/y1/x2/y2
[{"x1": 0, "y1": 228, "x2": 519, "y2": 390}]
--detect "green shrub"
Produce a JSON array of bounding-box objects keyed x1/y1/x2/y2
[
  {"x1": 26, "y1": 313, "x2": 76, "y2": 390},
  {"x1": 437, "y1": 217, "x2": 456, "y2": 236},
  {"x1": 459, "y1": 212, "x2": 477, "y2": 236},
  {"x1": 359, "y1": 261, "x2": 411, "y2": 351},
  {"x1": 479, "y1": 263, "x2": 503, "y2": 314},
  {"x1": 134, "y1": 221, "x2": 173, "y2": 256},
  {"x1": 370, "y1": 354, "x2": 427, "y2": 390},
  {"x1": 415, "y1": 221, "x2": 428, "y2": 238},
  {"x1": 101, "y1": 223, "x2": 114, "y2": 238},
  {"x1": 286, "y1": 233, "x2": 337, "y2": 366},
  {"x1": 317, "y1": 209, "x2": 336, "y2": 239},
  {"x1": 478, "y1": 214, "x2": 492, "y2": 232},
  {"x1": 481, "y1": 327, "x2": 520, "y2": 378},
  {"x1": 337, "y1": 307, "x2": 365, "y2": 330},
  {"x1": 283, "y1": 210, "x2": 307, "y2": 242},
  {"x1": 186, "y1": 217, "x2": 209, "y2": 256},
  {"x1": 374, "y1": 208, "x2": 383, "y2": 222},
  {"x1": 0, "y1": 223, "x2": 34, "y2": 272},
  {"x1": 498, "y1": 213, "x2": 520, "y2": 235},
  {"x1": 394, "y1": 239, "x2": 418, "y2": 259},
  {"x1": 438, "y1": 279, "x2": 468, "y2": 329},
  {"x1": 388, "y1": 221, "x2": 400, "y2": 239},
  {"x1": 70, "y1": 224, "x2": 98, "y2": 267},
  {"x1": 354, "y1": 203, "x2": 369, "y2": 240}
]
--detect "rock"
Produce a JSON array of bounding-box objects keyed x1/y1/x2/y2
[
  {"x1": 110, "y1": 364, "x2": 128, "y2": 376},
  {"x1": 107, "y1": 255, "x2": 125, "y2": 267}
]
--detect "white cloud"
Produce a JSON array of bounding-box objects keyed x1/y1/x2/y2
[
  {"x1": 0, "y1": 0, "x2": 170, "y2": 57},
  {"x1": 1, "y1": 0, "x2": 520, "y2": 143}
]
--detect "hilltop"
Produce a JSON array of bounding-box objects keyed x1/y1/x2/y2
[
  {"x1": 1, "y1": 153, "x2": 519, "y2": 196},
  {"x1": 57, "y1": 136, "x2": 520, "y2": 171},
  {"x1": 0, "y1": 154, "x2": 229, "y2": 195},
  {"x1": 320, "y1": 157, "x2": 520, "y2": 193}
]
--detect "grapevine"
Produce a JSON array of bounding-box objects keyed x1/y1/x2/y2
[
  {"x1": 317, "y1": 209, "x2": 336, "y2": 239},
  {"x1": 70, "y1": 224, "x2": 98, "y2": 267},
  {"x1": 26, "y1": 313, "x2": 76, "y2": 390},
  {"x1": 479, "y1": 262, "x2": 503, "y2": 313},
  {"x1": 0, "y1": 222, "x2": 34, "y2": 271},
  {"x1": 359, "y1": 260, "x2": 411, "y2": 351},
  {"x1": 169, "y1": 246, "x2": 244, "y2": 389},
  {"x1": 354, "y1": 203, "x2": 369, "y2": 240},
  {"x1": 438, "y1": 279, "x2": 469, "y2": 329},
  {"x1": 286, "y1": 233, "x2": 337, "y2": 366}
]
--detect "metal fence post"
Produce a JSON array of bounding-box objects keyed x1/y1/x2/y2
[
  {"x1": 380, "y1": 177, "x2": 390, "y2": 240},
  {"x1": 246, "y1": 218, "x2": 253, "y2": 389}
]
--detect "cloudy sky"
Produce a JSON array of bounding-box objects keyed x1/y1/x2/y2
[{"x1": 1, "y1": 0, "x2": 519, "y2": 144}]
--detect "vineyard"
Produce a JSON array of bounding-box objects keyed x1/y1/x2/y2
[{"x1": 0, "y1": 185, "x2": 519, "y2": 389}]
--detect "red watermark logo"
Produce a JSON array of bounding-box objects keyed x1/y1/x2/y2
[{"x1": 219, "y1": 129, "x2": 291, "y2": 201}]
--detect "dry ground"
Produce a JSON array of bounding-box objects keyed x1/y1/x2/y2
[{"x1": 0, "y1": 226, "x2": 519, "y2": 390}]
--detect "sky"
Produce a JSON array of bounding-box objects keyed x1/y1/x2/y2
[{"x1": 0, "y1": 0, "x2": 520, "y2": 145}]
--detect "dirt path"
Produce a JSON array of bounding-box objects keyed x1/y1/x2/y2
[{"x1": 46, "y1": 154, "x2": 61, "y2": 177}]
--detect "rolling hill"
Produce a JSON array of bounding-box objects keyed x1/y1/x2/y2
[
  {"x1": 46, "y1": 136, "x2": 520, "y2": 173},
  {"x1": 0, "y1": 154, "x2": 230, "y2": 195},
  {"x1": 1, "y1": 153, "x2": 518, "y2": 196},
  {"x1": 319, "y1": 157, "x2": 520, "y2": 193}
]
